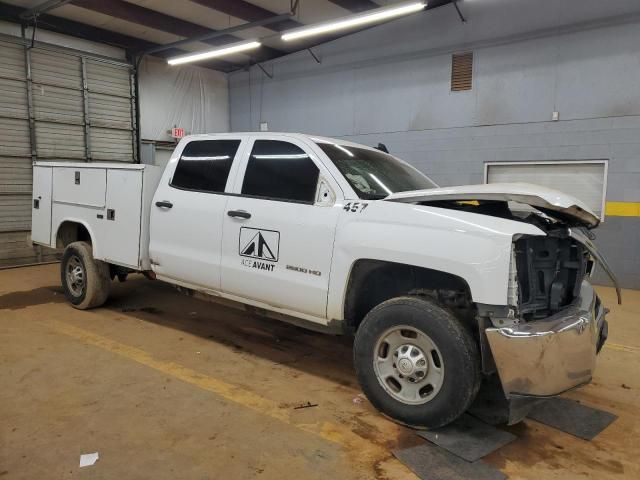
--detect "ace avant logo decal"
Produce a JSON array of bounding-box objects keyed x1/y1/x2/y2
[{"x1": 239, "y1": 227, "x2": 280, "y2": 262}]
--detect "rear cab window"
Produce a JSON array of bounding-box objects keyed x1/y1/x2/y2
[
  {"x1": 171, "y1": 139, "x2": 241, "y2": 193},
  {"x1": 241, "y1": 140, "x2": 319, "y2": 203}
]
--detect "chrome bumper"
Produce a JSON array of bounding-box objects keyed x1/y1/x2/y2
[{"x1": 486, "y1": 281, "x2": 607, "y2": 398}]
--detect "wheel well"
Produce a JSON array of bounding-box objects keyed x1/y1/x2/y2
[
  {"x1": 56, "y1": 221, "x2": 92, "y2": 249},
  {"x1": 344, "y1": 259, "x2": 474, "y2": 331}
]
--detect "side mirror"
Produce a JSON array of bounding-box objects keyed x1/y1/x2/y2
[{"x1": 316, "y1": 178, "x2": 336, "y2": 206}]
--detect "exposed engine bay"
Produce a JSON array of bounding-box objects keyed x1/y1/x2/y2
[
  {"x1": 513, "y1": 234, "x2": 589, "y2": 319},
  {"x1": 419, "y1": 199, "x2": 599, "y2": 320}
]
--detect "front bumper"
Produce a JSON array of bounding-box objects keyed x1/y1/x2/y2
[{"x1": 485, "y1": 280, "x2": 607, "y2": 398}]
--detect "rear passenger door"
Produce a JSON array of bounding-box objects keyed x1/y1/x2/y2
[
  {"x1": 220, "y1": 137, "x2": 340, "y2": 319},
  {"x1": 150, "y1": 138, "x2": 244, "y2": 290}
]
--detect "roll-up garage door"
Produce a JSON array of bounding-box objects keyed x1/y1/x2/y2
[
  {"x1": 0, "y1": 40, "x2": 35, "y2": 266},
  {"x1": 0, "y1": 37, "x2": 136, "y2": 267}
]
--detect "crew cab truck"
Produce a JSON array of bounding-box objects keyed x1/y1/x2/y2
[{"x1": 31, "y1": 132, "x2": 618, "y2": 429}]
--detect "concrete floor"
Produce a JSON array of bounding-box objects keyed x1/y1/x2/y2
[{"x1": 0, "y1": 264, "x2": 639, "y2": 479}]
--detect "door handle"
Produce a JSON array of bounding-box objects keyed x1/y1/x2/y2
[
  {"x1": 155, "y1": 200, "x2": 173, "y2": 209},
  {"x1": 227, "y1": 210, "x2": 251, "y2": 219}
]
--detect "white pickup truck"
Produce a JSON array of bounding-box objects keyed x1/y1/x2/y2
[{"x1": 31, "y1": 132, "x2": 618, "y2": 428}]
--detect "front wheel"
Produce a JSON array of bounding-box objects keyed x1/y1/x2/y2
[
  {"x1": 61, "y1": 241, "x2": 111, "y2": 310},
  {"x1": 353, "y1": 296, "x2": 480, "y2": 429}
]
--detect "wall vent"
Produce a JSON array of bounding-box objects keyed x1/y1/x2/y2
[{"x1": 451, "y1": 52, "x2": 473, "y2": 91}]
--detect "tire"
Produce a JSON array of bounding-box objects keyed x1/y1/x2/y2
[
  {"x1": 353, "y1": 296, "x2": 480, "y2": 429},
  {"x1": 61, "y1": 241, "x2": 111, "y2": 310}
]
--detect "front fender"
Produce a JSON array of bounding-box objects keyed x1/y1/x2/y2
[{"x1": 326, "y1": 202, "x2": 544, "y2": 320}]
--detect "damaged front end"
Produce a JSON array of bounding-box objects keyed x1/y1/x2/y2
[
  {"x1": 386, "y1": 182, "x2": 620, "y2": 424},
  {"x1": 478, "y1": 228, "x2": 616, "y2": 424}
]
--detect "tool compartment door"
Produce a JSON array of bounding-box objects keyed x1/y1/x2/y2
[
  {"x1": 31, "y1": 166, "x2": 53, "y2": 245},
  {"x1": 101, "y1": 168, "x2": 143, "y2": 268},
  {"x1": 52, "y1": 167, "x2": 106, "y2": 208}
]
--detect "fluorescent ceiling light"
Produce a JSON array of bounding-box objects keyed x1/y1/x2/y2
[
  {"x1": 281, "y1": 1, "x2": 426, "y2": 42},
  {"x1": 167, "y1": 40, "x2": 261, "y2": 66}
]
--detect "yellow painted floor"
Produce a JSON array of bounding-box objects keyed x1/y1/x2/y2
[{"x1": 0, "y1": 264, "x2": 638, "y2": 479}]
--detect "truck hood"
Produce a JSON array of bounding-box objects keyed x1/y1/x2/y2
[{"x1": 385, "y1": 183, "x2": 600, "y2": 228}]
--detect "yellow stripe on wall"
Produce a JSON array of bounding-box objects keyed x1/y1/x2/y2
[{"x1": 605, "y1": 202, "x2": 640, "y2": 217}]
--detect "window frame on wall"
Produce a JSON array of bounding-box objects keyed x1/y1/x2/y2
[{"x1": 483, "y1": 160, "x2": 609, "y2": 220}]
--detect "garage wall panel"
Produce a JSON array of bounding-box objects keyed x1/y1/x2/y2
[
  {"x1": 0, "y1": 231, "x2": 56, "y2": 267},
  {"x1": 32, "y1": 83, "x2": 83, "y2": 125},
  {"x1": 30, "y1": 47, "x2": 85, "y2": 164},
  {"x1": 0, "y1": 117, "x2": 30, "y2": 157},
  {"x1": 35, "y1": 122, "x2": 85, "y2": 159},
  {"x1": 0, "y1": 40, "x2": 25, "y2": 79},
  {"x1": 0, "y1": 156, "x2": 31, "y2": 193},
  {"x1": 86, "y1": 60, "x2": 135, "y2": 162},
  {"x1": 86, "y1": 60, "x2": 130, "y2": 96},
  {"x1": 0, "y1": 78, "x2": 28, "y2": 119},
  {"x1": 30, "y1": 49, "x2": 81, "y2": 89},
  {"x1": 0, "y1": 236, "x2": 35, "y2": 263},
  {"x1": 90, "y1": 128, "x2": 133, "y2": 161},
  {"x1": 89, "y1": 92, "x2": 132, "y2": 130},
  {"x1": 0, "y1": 195, "x2": 31, "y2": 232}
]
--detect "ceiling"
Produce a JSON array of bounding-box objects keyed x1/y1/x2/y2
[{"x1": 0, "y1": 0, "x2": 453, "y2": 71}]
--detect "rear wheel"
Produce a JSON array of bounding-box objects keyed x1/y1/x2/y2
[
  {"x1": 61, "y1": 241, "x2": 110, "y2": 310},
  {"x1": 353, "y1": 296, "x2": 480, "y2": 429}
]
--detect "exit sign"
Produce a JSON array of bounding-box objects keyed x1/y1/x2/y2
[{"x1": 171, "y1": 127, "x2": 185, "y2": 139}]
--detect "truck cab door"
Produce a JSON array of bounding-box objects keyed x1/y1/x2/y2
[
  {"x1": 149, "y1": 137, "x2": 246, "y2": 290},
  {"x1": 220, "y1": 136, "x2": 341, "y2": 320}
]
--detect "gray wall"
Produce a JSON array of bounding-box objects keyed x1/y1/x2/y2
[{"x1": 229, "y1": 0, "x2": 640, "y2": 289}]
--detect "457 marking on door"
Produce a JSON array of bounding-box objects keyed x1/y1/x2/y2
[{"x1": 343, "y1": 202, "x2": 369, "y2": 213}]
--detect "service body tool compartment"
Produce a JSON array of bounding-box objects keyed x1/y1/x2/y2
[
  {"x1": 52, "y1": 167, "x2": 106, "y2": 208},
  {"x1": 33, "y1": 162, "x2": 163, "y2": 270}
]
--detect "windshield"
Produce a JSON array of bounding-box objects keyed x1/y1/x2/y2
[{"x1": 316, "y1": 142, "x2": 437, "y2": 199}]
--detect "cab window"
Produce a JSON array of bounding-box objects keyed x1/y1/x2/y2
[
  {"x1": 171, "y1": 139, "x2": 241, "y2": 193},
  {"x1": 242, "y1": 140, "x2": 319, "y2": 203}
]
